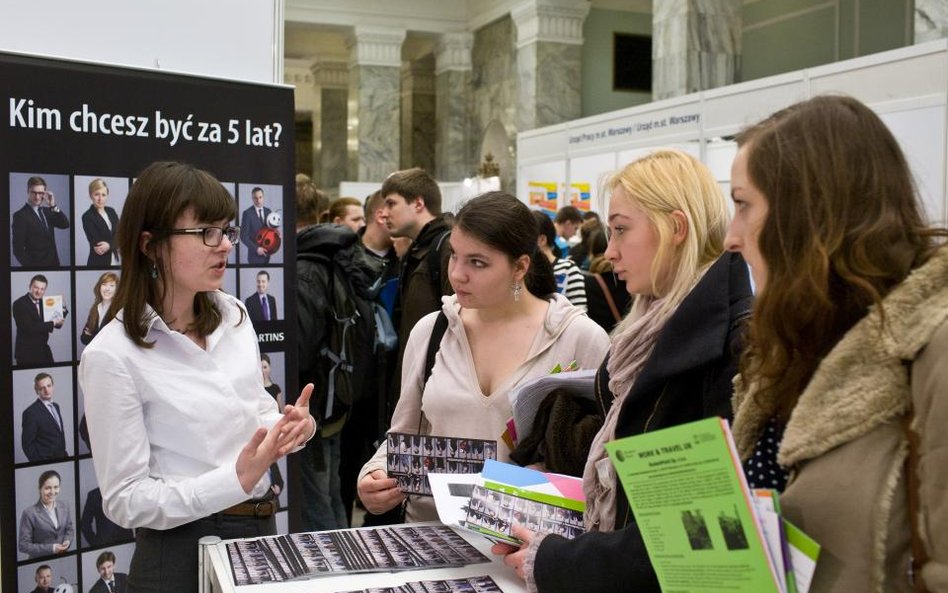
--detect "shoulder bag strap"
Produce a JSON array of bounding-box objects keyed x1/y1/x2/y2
[
  {"x1": 903, "y1": 407, "x2": 930, "y2": 593},
  {"x1": 416, "y1": 311, "x2": 449, "y2": 434},
  {"x1": 593, "y1": 273, "x2": 622, "y2": 322}
]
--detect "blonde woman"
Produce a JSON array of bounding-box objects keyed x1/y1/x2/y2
[
  {"x1": 81, "y1": 178, "x2": 120, "y2": 267},
  {"x1": 495, "y1": 150, "x2": 753, "y2": 593}
]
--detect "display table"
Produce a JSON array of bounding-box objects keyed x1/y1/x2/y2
[{"x1": 199, "y1": 522, "x2": 527, "y2": 593}]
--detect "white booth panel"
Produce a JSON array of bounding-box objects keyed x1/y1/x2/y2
[
  {"x1": 519, "y1": 124, "x2": 570, "y2": 164},
  {"x1": 879, "y1": 105, "x2": 948, "y2": 225},
  {"x1": 701, "y1": 75, "x2": 807, "y2": 137},
  {"x1": 809, "y1": 43, "x2": 948, "y2": 107},
  {"x1": 568, "y1": 153, "x2": 618, "y2": 214}
]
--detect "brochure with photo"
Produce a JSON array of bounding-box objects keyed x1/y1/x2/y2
[
  {"x1": 386, "y1": 432, "x2": 497, "y2": 496},
  {"x1": 604, "y1": 417, "x2": 820, "y2": 593}
]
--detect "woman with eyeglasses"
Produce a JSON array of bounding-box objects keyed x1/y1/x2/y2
[{"x1": 78, "y1": 161, "x2": 316, "y2": 593}]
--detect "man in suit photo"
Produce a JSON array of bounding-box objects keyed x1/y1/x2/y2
[
  {"x1": 239, "y1": 186, "x2": 272, "y2": 265},
  {"x1": 12, "y1": 275, "x2": 65, "y2": 366},
  {"x1": 244, "y1": 270, "x2": 277, "y2": 322},
  {"x1": 89, "y1": 551, "x2": 128, "y2": 593},
  {"x1": 29, "y1": 564, "x2": 54, "y2": 593},
  {"x1": 12, "y1": 176, "x2": 70, "y2": 267},
  {"x1": 21, "y1": 372, "x2": 68, "y2": 462}
]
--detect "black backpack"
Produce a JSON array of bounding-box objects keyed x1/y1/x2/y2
[{"x1": 297, "y1": 226, "x2": 377, "y2": 423}]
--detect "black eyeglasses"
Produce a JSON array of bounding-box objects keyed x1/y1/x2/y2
[{"x1": 161, "y1": 225, "x2": 240, "y2": 247}]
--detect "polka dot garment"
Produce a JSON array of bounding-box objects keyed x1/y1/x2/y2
[{"x1": 742, "y1": 418, "x2": 789, "y2": 491}]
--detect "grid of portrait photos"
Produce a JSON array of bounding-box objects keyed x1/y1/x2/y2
[
  {"x1": 463, "y1": 485, "x2": 585, "y2": 544},
  {"x1": 7, "y1": 172, "x2": 290, "y2": 593},
  {"x1": 226, "y1": 525, "x2": 490, "y2": 586},
  {"x1": 339, "y1": 575, "x2": 503, "y2": 593},
  {"x1": 387, "y1": 433, "x2": 497, "y2": 496}
]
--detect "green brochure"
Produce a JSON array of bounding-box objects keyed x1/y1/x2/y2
[{"x1": 605, "y1": 417, "x2": 784, "y2": 593}]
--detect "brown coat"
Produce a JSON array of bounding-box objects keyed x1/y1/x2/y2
[{"x1": 732, "y1": 246, "x2": 948, "y2": 593}]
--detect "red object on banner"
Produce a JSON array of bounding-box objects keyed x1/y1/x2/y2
[{"x1": 255, "y1": 227, "x2": 281, "y2": 255}]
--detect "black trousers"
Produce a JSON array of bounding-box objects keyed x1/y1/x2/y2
[{"x1": 128, "y1": 514, "x2": 275, "y2": 593}]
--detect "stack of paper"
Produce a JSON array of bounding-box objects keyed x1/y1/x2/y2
[{"x1": 429, "y1": 460, "x2": 585, "y2": 545}]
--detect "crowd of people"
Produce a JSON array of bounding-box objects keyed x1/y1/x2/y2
[{"x1": 65, "y1": 94, "x2": 946, "y2": 593}]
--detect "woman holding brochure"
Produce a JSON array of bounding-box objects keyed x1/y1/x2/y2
[
  {"x1": 726, "y1": 96, "x2": 947, "y2": 593},
  {"x1": 357, "y1": 191, "x2": 609, "y2": 523},
  {"x1": 494, "y1": 150, "x2": 753, "y2": 593}
]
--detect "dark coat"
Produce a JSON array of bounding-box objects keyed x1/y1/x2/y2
[
  {"x1": 81, "y1": 205, "x2": 120, "y2": 267},
  {"x1": 244, "y1": 293, "x2": 278, "y2": 322},
  {"x1": 21, "y1": 399, "x2": 67, "y2": 461},
  {"x1": 240, "y1": 205, "x2": 272, "y2": 265},
  {"x1": 533, "y1": 252, "x2": 753, "y2": 593},
  {"x1": 12, "y1": 293, "x2": 55, "y2": 366},
  {"x1": 583, "y1": 271, "x2": 632, "y2": 332},
  {"x1": 11, "y1": 203, "x2": 69, "y2": 267},
  {"x1": 391, "y1": 216, "x2": 453, "y2": 406},
  {"x1": 80, "y1": 487, "x2": 133, "y2": 547},
  {"x1": 89, "y1": 572, "x2": 128, "y2": 593}
]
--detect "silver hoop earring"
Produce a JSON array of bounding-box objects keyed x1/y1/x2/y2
[{"x1": 512, "y1": 282, "x2": 522, "y2": 302}]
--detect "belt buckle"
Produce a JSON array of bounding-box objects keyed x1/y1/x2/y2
[{"x1": 253, "y1": 499, "x2": 274, "y2": 518}]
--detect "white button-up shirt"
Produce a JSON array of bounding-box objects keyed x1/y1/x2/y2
[{"x1": 79, "y1": 291, "x2": 288, "y2": 530}]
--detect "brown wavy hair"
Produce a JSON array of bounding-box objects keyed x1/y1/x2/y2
[
  {"x1": 112, "y1": 161, "x2": 238, "y2": 348},
  {"x1": 738, "y1": 95, "x2": 946, "y2": 420}
]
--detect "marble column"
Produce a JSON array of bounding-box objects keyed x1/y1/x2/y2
[
  {"x1": 511, "y1": 0, "x2": 588, "y2": 132},
  {"x1": 916, "y1": 0, "x2": 948, "y2": 43},
  {"x1": 401, "y1": 56, "x2": 436, "y2": 174},
  {"x1": 435, "y1": 32, "x2": 474, "y2": 181},
  {"x1": 652, "y1": 0, "x2": 742, "y2": 100},
  {"x1": 312, "y1": 60, "x2": 349, "y2": 191},
  {"x1": 347, "y1": 27, "x2": 406, "y2": 182}
]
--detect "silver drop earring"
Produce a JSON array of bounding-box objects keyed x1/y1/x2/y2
[
  {"x1": 512, "y1": 282, "x2": 522, "y2": 302},
  {"x1": 150, "y1": 262, "x2": 158, "y2": 279}
]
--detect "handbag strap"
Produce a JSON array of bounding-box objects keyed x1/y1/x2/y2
[
  {"x1": 416, "y1": 311, "x2": 449, "y2": 434},
  {"x1": 593, "y1": 273, "x2": 622, "y2": 323},
  {"x1": 903, "y1": 409, "x2": 930, "y2": 593}
]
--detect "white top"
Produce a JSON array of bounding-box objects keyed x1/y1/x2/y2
[
  {"x1": 78, "y1": 291, "x2": 286, "y2": 530},
  {"x1": 553, "y1": 258, "x2": 587, "y2": 312},
  {"x1": 359, "y1": 293, "x2": 609, "y2": 522}
]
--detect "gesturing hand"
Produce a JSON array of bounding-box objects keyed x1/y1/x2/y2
[{"x1": 276, "y1": 383, "x2": 315, "y2": 455}]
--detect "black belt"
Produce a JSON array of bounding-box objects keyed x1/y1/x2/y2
[{"x1": 221, "y1": 493, "x2": 277, "y2": 518}]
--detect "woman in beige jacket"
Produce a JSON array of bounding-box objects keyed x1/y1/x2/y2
[{"x1": 725, "y1": 95, "x2": 948, "y2": 593}]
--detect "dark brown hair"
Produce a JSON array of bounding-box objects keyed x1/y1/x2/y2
[
  {"x1": 381, "y1": 168, "x2": 442, "y2": 215},
  {"x1": 296, "y1": 181, "x2": 328, "y2": 227},
  {"x1": 739, "y1": 95, "x2": 946, "y2": 420},
  {"x1": 456, "y1": 192, "x2": 556, "y2": 298},
  {"x1": 112, "y1": 161, "x2": 237, "y2": 348}
]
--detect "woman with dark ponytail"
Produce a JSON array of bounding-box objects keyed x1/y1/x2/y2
[{"x1": 358, "y1": 191, "x2": 609, "y2": 522}]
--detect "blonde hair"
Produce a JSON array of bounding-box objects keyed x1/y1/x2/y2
[
  {"x1": 608, "y1": 149, "x2": 728, "y2": 332},
  {"x1": 88, "y1": 178, "x2": 109, "y2": 196}
]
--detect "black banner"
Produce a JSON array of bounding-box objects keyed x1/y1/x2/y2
[{"x1": 0, "y1": 51, "x2": 296, "y2": 593}]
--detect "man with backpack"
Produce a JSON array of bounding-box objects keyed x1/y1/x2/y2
[
  {"x1": 338, "y1": 190, "x2": 400, "y2": 526},
  {"x1": 380, "y1": 168, "x2": 453, "y2": 384},
  {"x1": 296, "y1": 211, "x2": 378, "y2": 530}
]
